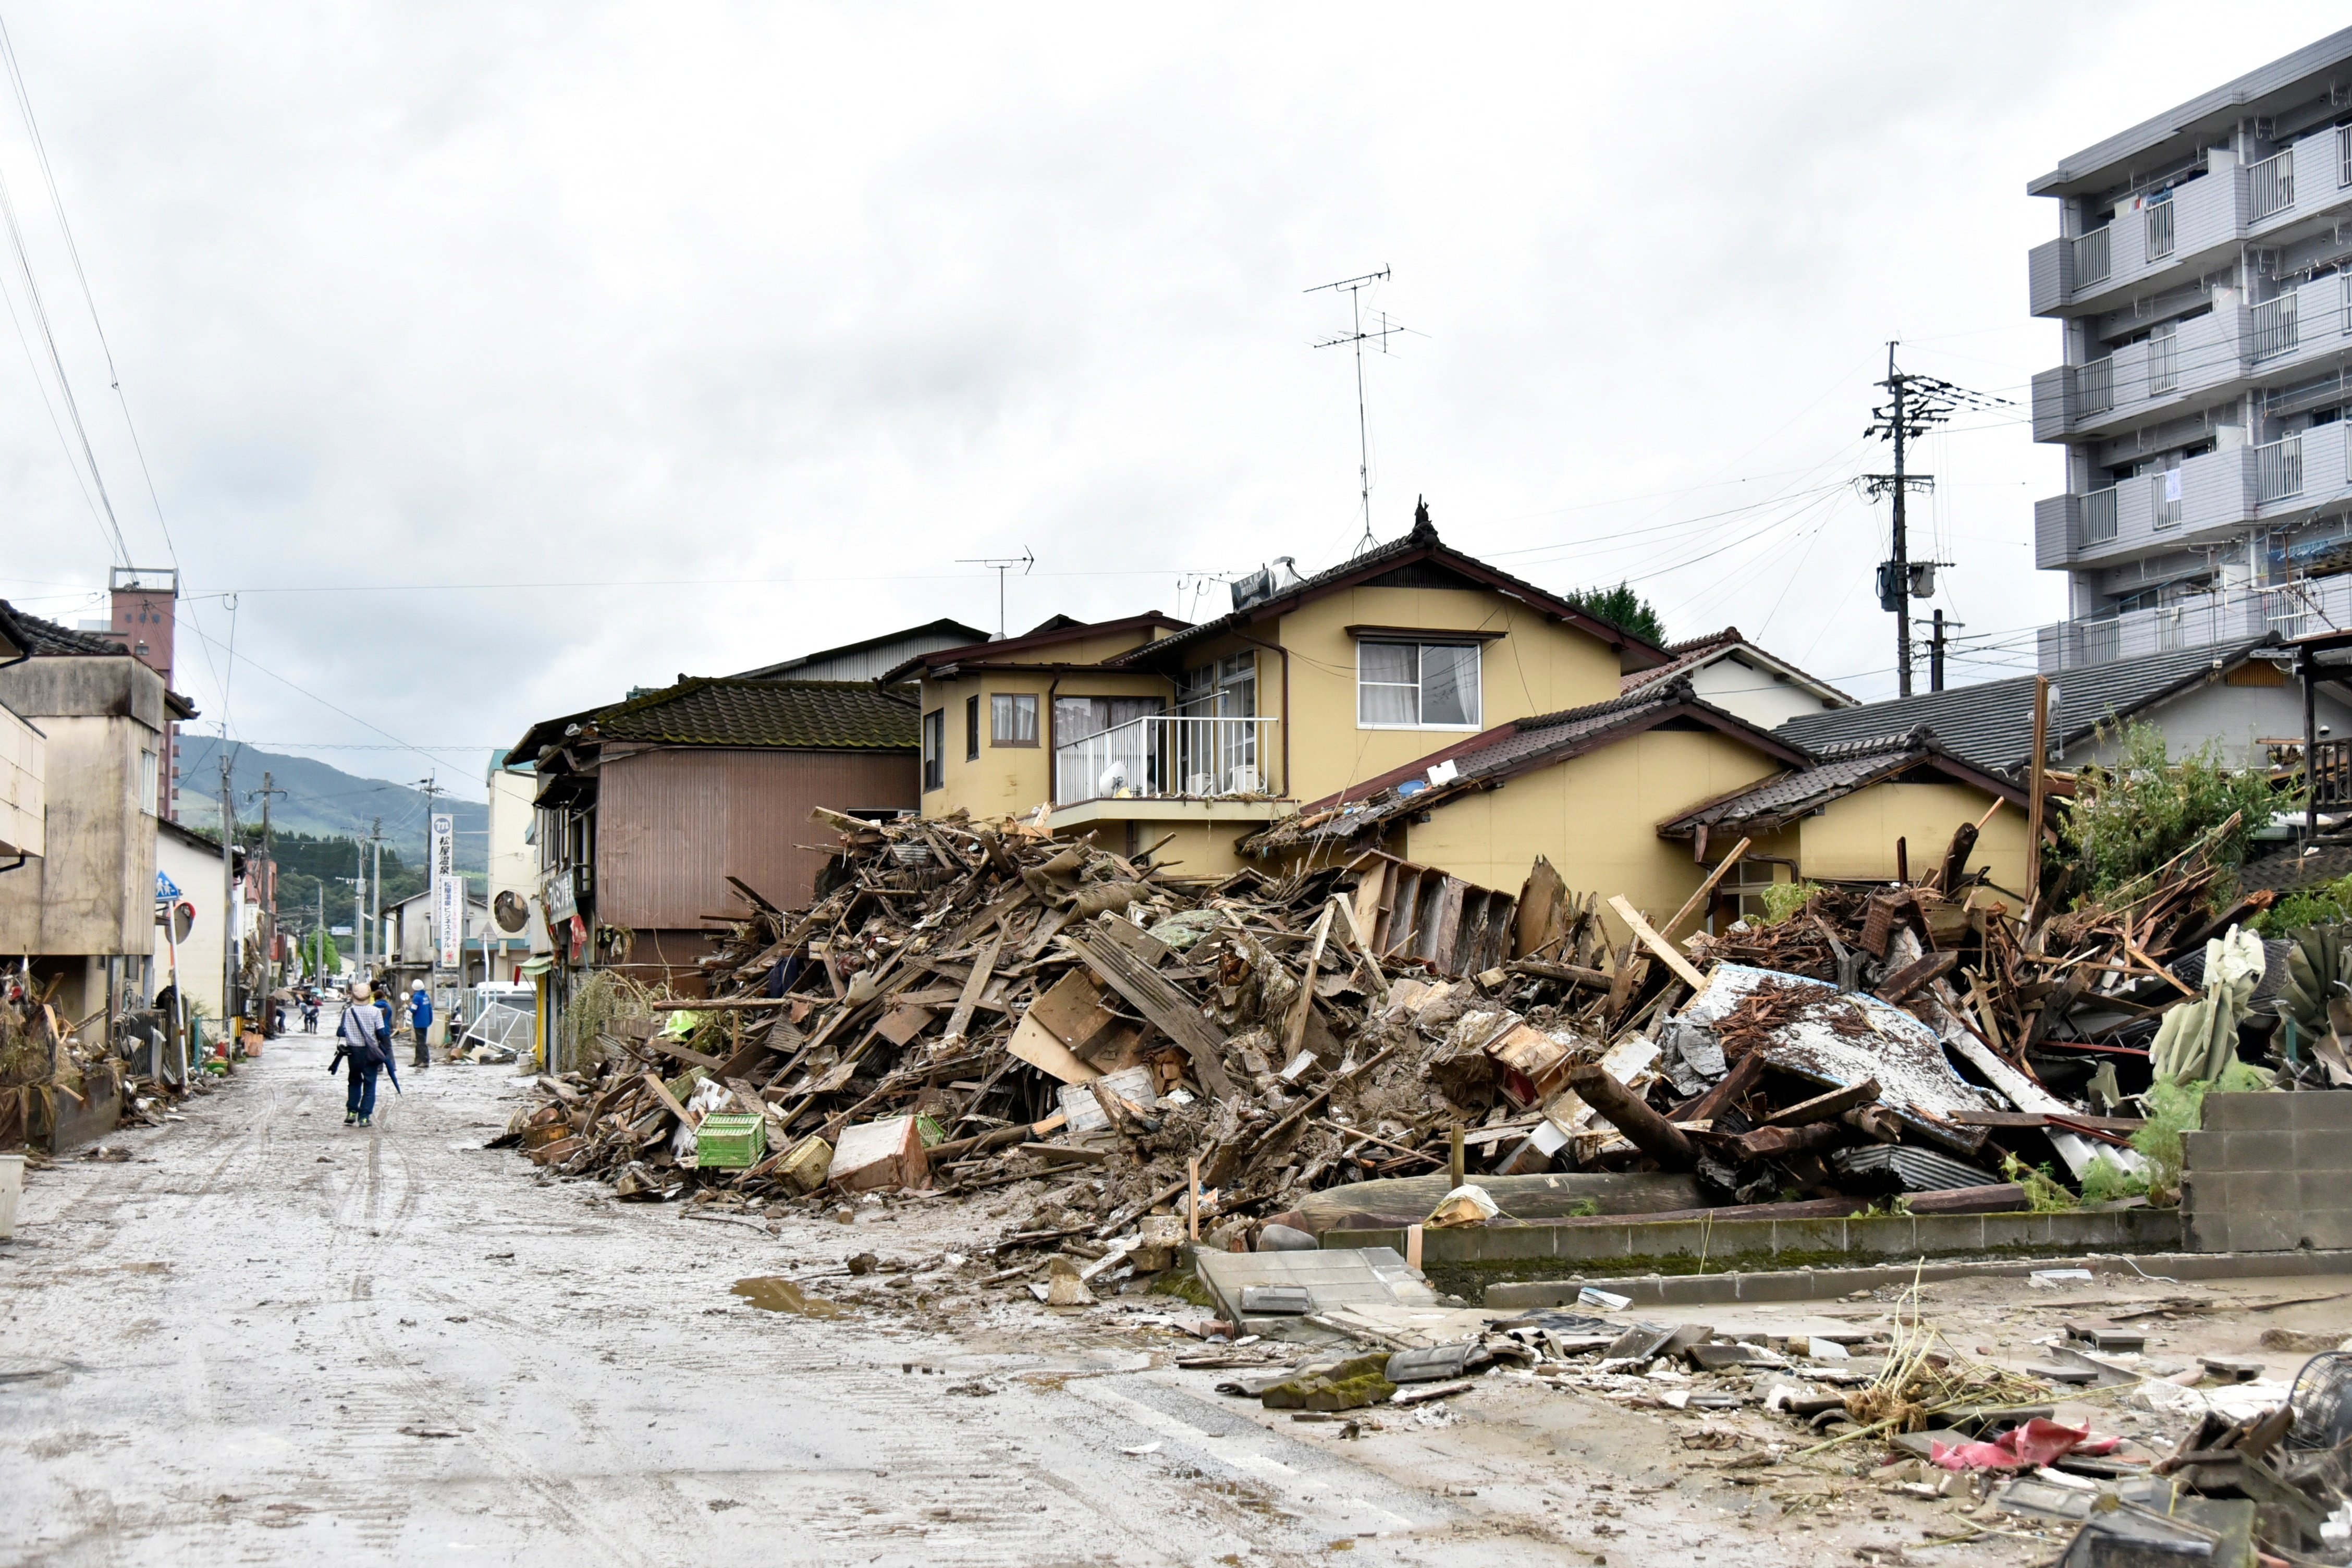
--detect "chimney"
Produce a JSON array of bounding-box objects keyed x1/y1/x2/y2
[
  {"x1": 109, "y1": 567, "x2": 180, "y2": 820},
  {"x1": 108, "y1": 566, "x2": 178, "y2": 687}
]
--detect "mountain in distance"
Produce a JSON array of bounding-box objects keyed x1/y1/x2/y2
[{"x1": 174, "y1": 736, "x2": 489, "y2": 874}]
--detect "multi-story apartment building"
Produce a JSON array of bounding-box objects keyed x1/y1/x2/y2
[{"x1": 2032, "y1": 28, "x2": 2352, "y2": 672}]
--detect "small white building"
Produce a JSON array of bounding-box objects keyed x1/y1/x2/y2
[
  {"x1": 152, "y1": 817, "x2": 240, "y2": 1022},
  {"x1": 1620, "y1": 627, "x2": 1856, "y2": 731}
]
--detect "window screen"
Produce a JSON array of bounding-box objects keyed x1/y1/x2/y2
[
  {"x1": 1357, "y1": 641, "x2": 1480, "y2": 728},
  {"x1": 922, "y1": 709, "x2": 945, "y2": 790}
]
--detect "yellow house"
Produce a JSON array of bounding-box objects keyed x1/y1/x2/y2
[
  {"x1": 884, "y1": 504, "x2": 1676, "y2": 879},
  {"x1": 1656, "y1": 730, "x2": 2035, "y2": 918},
  {"x1": 1239, "y1": 675, "x2": 1811, "y2": 932}
]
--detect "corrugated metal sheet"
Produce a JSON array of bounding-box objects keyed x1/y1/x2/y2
[{"x1": 596, "y1": 747, "x2": 916, "y2": 927}]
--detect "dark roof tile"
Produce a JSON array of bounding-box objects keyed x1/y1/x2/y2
[{"x1": 595, "y1": 679, "x2": 918, "y2": 750}]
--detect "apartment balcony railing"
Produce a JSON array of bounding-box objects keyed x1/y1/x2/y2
[
  {"x1": 2075, "y1": 357, "x2": 2115, "y2": 415},
  {"x1": 2073, "y1": 226, "x2": 2111, "y2": 288},
  {"x1": 2253, "y1": 292, "x2": 2299, "y2": 360},
  {"x1": 2257, "y1": 432, "x2": 2305, "y2": 503},
  {"x1": 2152, "y1": 468, "x2": 2183, "y2": 530},
  {"x1": 2340, "y1": 125, "x2": 2352, "y2": 190},
  {"x1": 2082, "y1": 485, "x2": 2118, "y2": 544},
  {"x1": 2036, "y1": 577, "x2": 2352, "y2": 673},
  {"x1": 2250, "y1": 148, "x2": 2296, "y2": 221},
  {"x1": 2148, "y1": 326, "x2": 2178, "y2": 394},
  {"x1": 2144, "y1": 195, "x2": 2175, "y2": 261},
  {"x1": 1053, "y1": 714, "x2": 1279, "y2": 806}
]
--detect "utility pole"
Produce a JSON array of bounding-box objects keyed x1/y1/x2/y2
[
  {"x1": 1308, "y1": 267, "x2": 1412, "y2": 557},
  {"x1": 253, "y1": 771, "x2": 286, "y2": 1035},
  {"x1": 1864, "y1": 345, "x2": 2005, "y2": 697},
  {"x1": 219, "y1": 752, "x2": 236, "y2": 1049},
  {"x1": 369, "y1": 816, "x2": 384, "y2": 983},
  {"x1": 1931, "y1": 609, "x2": 1946, "y2": 693},
  {"x1": 352, "y1": 838, "x2": 368, "y2": 978}
]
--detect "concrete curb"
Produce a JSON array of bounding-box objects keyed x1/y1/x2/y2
[{"x1": 1480, "y1": 1247, "x2": 2352, "y2": 1309}]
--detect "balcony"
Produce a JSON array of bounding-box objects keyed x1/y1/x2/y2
[
  {"x1": 2030, "y1": 155, "x2": 2249, "y2": 316},
  {"x1": 2032, "y1": 444, "x2": 2258, "y2": 568},
  {"x1": 1053, "y1": 714, "x2": 1280, "y2": 807},
  {"x1": 2030, "y1": 302, "x2": 2249, "y2": 441},
  {"x1": 2035, "y1": 578, "x2": 2349, "y2": 673}
]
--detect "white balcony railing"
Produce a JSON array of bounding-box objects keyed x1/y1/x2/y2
[
  {"x1": 2143, "y1": 196, "x2": 2175, "y2": 260},
  {"x1": 2251, "y1": 148, "x2": 2295, "y2": 220},
  {"x1": 1054, "y1": 714, "x2": 1279, "y2": 806},
  {"x1": 2257, "y1": 433, "x2": 2304, "y2": 504},
  {"x1": 2151, "y1": 469, "x2": 2182, "y2": 530},
  {"x1": 2075, "y1": 357, "x2": 2114, "y2": 416},
  {"x1": 2253, "y1": 293, "x2": 2299, "y2": 360},
  {"x1": 2037, "y1": 579, "x2": 2351, "y2": 673},
  {"x1": 2073, "y1": 226, "x2": 2111, "y2": 287},
  {"x1": 2147, "y1": 324, "x2": 2178, "y2": 394},
  {"x1": 2082, "y1": 485, "x2": 2118, "y2": 544},
  {"x1": 2339, "y1": 125, "x2": 2352, "y2": 189}
]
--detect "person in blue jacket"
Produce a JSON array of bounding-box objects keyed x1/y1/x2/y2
[
  {"x1": 334, "y1": 983, "x2": 393, "y2": 1127},
  {"x1": 407, "y1": 979, "x2": 434, "y2": 1069}
]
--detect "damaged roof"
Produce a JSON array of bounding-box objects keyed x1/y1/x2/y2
[
  {"x1": 1774, "y1": 636, "x2": 2283, "y2": 774},
  {"x1": 510, "y1": 678, "x2": 918, "y2": 763},
  {"x1": 0, "y1": 598, "x2": 201, "y2": 718},
  {"x1": 1109, "y1": 504, "x2": 1674, "y2": 673},
  {"x1": 1657, "y1": 729, "x2": 2027, "y2": 839},
  {"x1": 1241, "y1": 677, "x2": 1810, "y2": 856}
]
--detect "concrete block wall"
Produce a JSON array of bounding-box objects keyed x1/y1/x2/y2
[{"x1": 2182, "y1": 1093, "x2": 2352, "y2": 1253}]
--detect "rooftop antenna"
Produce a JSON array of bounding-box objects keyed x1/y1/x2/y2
[
  {"x1": 1308, "y1": 267, "x2": 1411, "y2": 557},
  {"x1": 956, "y1": 548, "x2": 1035, "y2": 639}
]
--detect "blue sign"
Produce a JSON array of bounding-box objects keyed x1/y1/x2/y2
[{"x1": 155, "y1": 871, "x2": 181, "y2": 900}]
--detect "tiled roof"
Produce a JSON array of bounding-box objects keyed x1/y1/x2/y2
[
  {"x1": 1111, "y1": 505, "x2": 1672, "y2": 671},
  {"x1": 1774, "y1": 638, "x2": 2282, "y2": 775},
  {"x1": 595, "y1": 679, "x2": 918, "y2": 750},
  {"x1": 1242, "y1": 677, "x2": 1805, "y2": 856},
  {"x1": 0, "y1": 600, "x2": 123, "y2": 656},
  {"x1": 1658, "y1": 730, "x2": 2023, "y2": 837},
  {"x1": 1620, "y1": 625, "x2": 1856, "y2": 704}
]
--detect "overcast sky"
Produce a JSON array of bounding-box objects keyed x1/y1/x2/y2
[{"x1": 0, "y1": 4, "x2": 2306, "y2": 803}]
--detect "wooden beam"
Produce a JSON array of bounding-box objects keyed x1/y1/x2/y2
[
  {"x1": 938, "y1": 933, "x2": 1004, "y2": 1050},
  {"x1": 1562, "y1": 1063, "x2": 1694, "y2": 1169},
  {"x1": 2025, "y1": 676, "x2": 2050, "y2": 909},
  {"x1": 1607, "y1": 895, "x2": 1708, "y2": 991},
  {"x1": 1659, "y1": 837, "x2": 1751, "y2": 942},
  {"x1": 1066, "y1": 928, "x2": 1238, "y2": 1101},
  {"x1": 1760, "y1": 1077, "x2": 1880, "y2": 1128},
  {"x1": 1280, "y1": 902, "x2": 1337, "y2": 1063}
]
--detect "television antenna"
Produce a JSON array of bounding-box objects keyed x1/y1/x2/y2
[
  {"x1": 957, "y1": 548, "x2": 1035, "y2": 639},
  {"x1": 1308, "y1": 267, "x2": 1416, "y2": 557}
]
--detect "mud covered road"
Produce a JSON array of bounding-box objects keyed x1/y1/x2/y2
[{"x1": 2, "y1": 1021, "x2": 2061, "y2": 1566}]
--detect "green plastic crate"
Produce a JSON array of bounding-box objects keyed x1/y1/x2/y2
[{"x1": 695, "y1": 1112, "x2": 767, "y2": 1170}]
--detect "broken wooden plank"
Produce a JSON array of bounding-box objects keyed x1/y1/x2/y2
[
  {"x1": 1280, "y1": 902, "x2": 1337, "y2": 1064},
  {"x1": 1607, "y1": 895, "x2": 1708, "y2": 991},
  {"x1": 1659, "y1": 837, "x2": 1750, "y2": 941},
  {"x1": 1561, "y1": 1063, "x2": 1694, "y2": 1170},
  {"x1": 1065, "y1": 927, "x2": 1237, "y2": 1101},
  {"x1": 939, "y1": 933, "x2": 1004, "y2": 1050},
  {"x1": 1760, "y1": 1077, "x2": 1880, "y2": 1129}
]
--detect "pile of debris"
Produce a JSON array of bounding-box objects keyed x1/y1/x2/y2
[
  {"x1": 0, "y1": 979, "x2": 167, "y2": 1154},
  {"x1": 506, "y1": 803, "x2": 2343, "y2": 1255}
]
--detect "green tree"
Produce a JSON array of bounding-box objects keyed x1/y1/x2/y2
[
  {"x1": 2057, "y1": 722, "x2": 2285, "y2": 908},
  {"x1": 1563, "y1": 582, "x2": 1666, "y2": 646},
  {"x1": 300, "y1": 927, "x2": 342, "y2": 978}
]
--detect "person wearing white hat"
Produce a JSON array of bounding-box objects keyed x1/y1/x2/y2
[
  {"x1": 333, "y1": 982, "x2": 392, "y2": 1126},
  {"x1": 407, "y1": 979, "x2": 434, "y2": 1070}
]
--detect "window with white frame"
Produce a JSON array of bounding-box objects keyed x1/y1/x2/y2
[
  {"x1": 1357, "y1": 640, "x2": 1480, "y2": 728},
  {"x1": 921, "y1": 709, "x2": 945, "y2": 790},
  {"x1": 139, "y1": 748, "x2": 158, "y2": 815}
]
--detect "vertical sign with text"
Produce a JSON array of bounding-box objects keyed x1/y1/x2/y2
[{"x1": 431, "y1": 813, "x2": 462, "y2": 970}]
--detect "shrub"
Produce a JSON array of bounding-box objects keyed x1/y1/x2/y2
[
  {"x1": 2059, "y1": 722, "x2": 2286, "y2": 909},
  {"x1": 1759, "y1": 881, "x2": 1824, "y2": 926}
]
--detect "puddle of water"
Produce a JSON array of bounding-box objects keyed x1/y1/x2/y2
[{"x1": 731, "y1": 1276, "x2": 844, "y2": 1318}]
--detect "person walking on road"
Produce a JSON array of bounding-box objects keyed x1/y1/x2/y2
[
  {"x1": 334, "y1": 983, "x2": 392, "y2": 1127},
  {"x1": 407, "y1": 979, "x2": 433, "y2": 1069}
]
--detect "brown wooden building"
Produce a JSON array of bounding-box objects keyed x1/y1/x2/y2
[{"x1": 507, "y1": 677, "x2": 918, "y2": 996}]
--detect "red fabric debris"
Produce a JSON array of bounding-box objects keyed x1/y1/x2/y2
[{"x1": 1929, "y1": 1418, "x2": 2122, "y2": 1472}]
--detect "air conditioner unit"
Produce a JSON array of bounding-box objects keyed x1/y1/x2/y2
[
  {"x1": 1186, "y1": 772, "x2": 1217, "y2": 797},
  {"x1": 1229, "y1": 766, "x2": 1261, "y2": 795}
]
